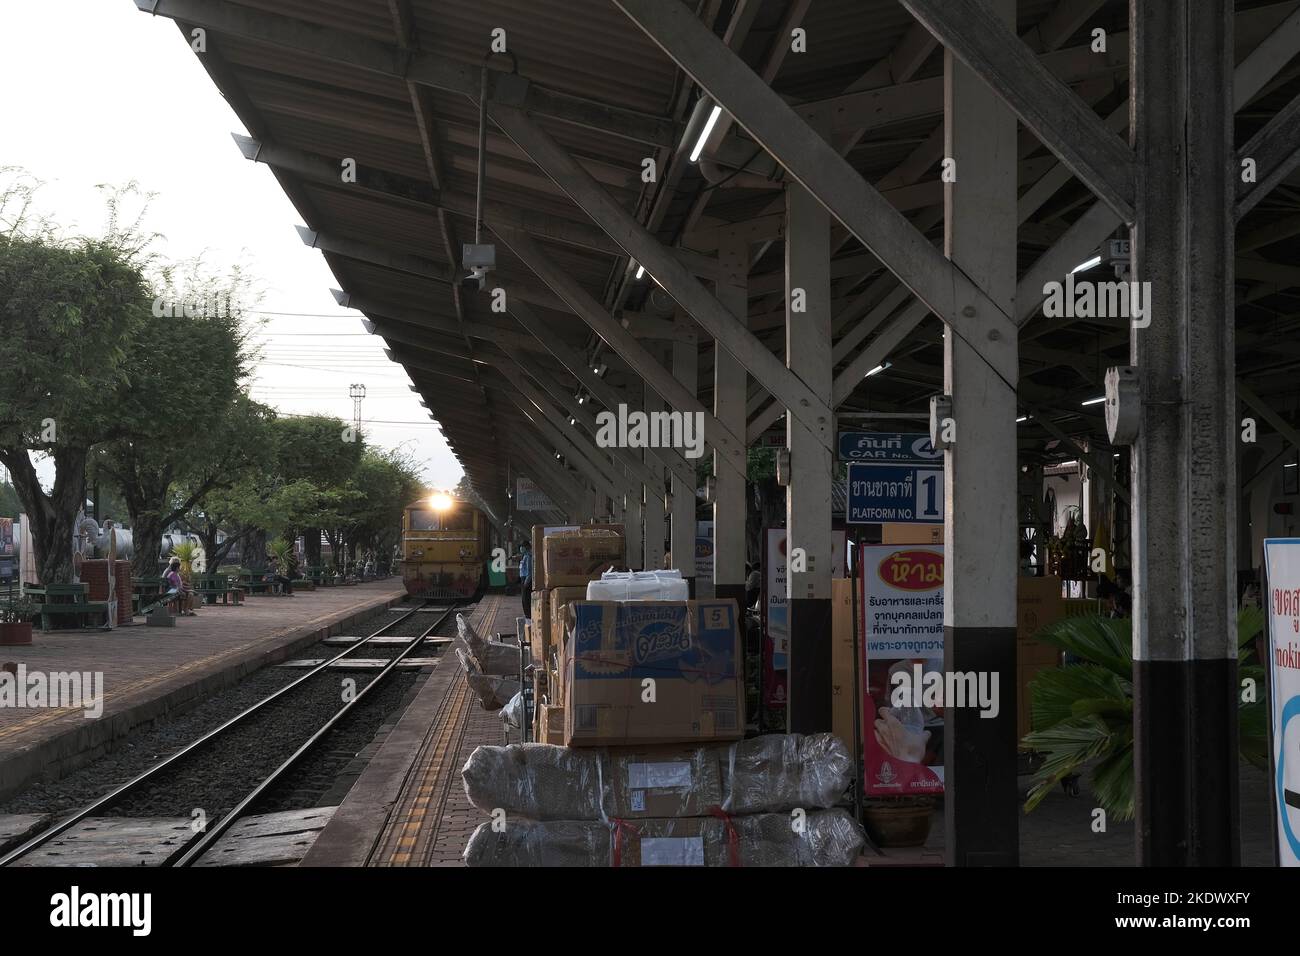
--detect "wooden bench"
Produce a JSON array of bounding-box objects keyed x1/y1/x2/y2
[
  {"x1": 132, "y1": 577, "x2": 165, "y2": 616},
  {"x1": 192, "y1": 573, "x2": 244, "y2": 606},
  {"x1": 307, "y1": 566, "x2": 335, "y2": 588},
  {"x1": 235, "y1": 569, "x2": 274, "y2": 596},
  {"x1": 28, "y1": 584, "x2": 112, "y2": 631}
]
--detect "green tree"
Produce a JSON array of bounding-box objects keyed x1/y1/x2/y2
[
  {"x1": 0, "y1": 178, "x2": 151, "y2": 583},
  {"x1": 0, "y1": 481, "x2": 21, "y2": 519},
  {"x1": 274, "y1": 415, "x2": 364, "y2": 567},
  {"x1": 341, "y1": 447, "x2": 424, "y2": 567},
  {"x1": 92, "y1": 267, "x2": 258, "y2": 576}
]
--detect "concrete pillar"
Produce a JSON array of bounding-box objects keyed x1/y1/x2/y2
[
  {"x1": 785, "y1": 182, "x2": 834, "y2": 734},
  {"x1": 672, "y1": 309, "x2": 699, "y2": 593},
  {"x1": 942, "y1": 0, "x2": 1020, "y2": 866},
  {"x1": 713, "y1": 234, "x2": 749, "y2": 612},
  {"x1": 637, "y1": 375, "x2": 667, "y2": 570},
  {"x1": 1130, "y1": 0, "x2": 1237, "y2": 865}
]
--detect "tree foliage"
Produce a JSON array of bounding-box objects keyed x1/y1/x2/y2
[{"x1": 0, "y1": 174, "x2": 153, "y2": 582}]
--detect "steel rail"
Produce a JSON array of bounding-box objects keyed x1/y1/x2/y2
[
  {"x1": 0, "y1": 598, "x2": 448, "y2": 866},
  {"x1": 172, "y1": 602, "x2": 464, "y2": 866}
]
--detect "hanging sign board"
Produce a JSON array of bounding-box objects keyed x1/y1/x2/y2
[
  {"x1": 516, "y1": 477, "x2": 554, "y2": 512},
  {"x1": 1263, "y1": 538, "x2": 1300, "y2": 866},
  {"x1": 847, "y1": 463, "x2": 944, "y2": 524},
  {"x1": 838, "y1": 431, "x2": 941, "y2": 464}
]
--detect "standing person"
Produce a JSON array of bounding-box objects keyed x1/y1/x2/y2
[
  {"x1": 519, "y1": 543, "x2": 533, "y2": 617},
  {"x1": 745, "y1": 562, "x2": 761, "y2": 610}
]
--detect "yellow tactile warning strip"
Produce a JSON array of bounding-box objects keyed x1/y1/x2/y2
[{"x1": 370, "y1": 593, "x2": 512, "y2": 867}]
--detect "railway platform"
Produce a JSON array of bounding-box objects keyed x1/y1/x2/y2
[
  {"x1": 0, "y1": 580, "x2": 406, "y2": 801},
  {"x1": 302, "y1": 591, "x2": 520, "y2": 867}
]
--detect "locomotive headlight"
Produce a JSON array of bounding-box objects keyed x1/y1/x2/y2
[{"x1": 429, "y1": 492, "x2": 453, "y2": 512}]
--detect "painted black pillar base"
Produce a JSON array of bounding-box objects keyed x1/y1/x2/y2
[
  {"x1": 944, "y1": 625, "x2": 1018, "y2": 866},
  {"x1": 1134, "y1": 657, "x2": 1239, "y2": 866},
  {"x1": 684, "y1": 576, "x2": 696, "y2": 599},
  {"x1": 789, "y1": 597, "x2": 834, "y2": 734}
]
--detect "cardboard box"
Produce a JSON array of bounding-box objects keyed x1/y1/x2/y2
[
  {"x1": 1016, "y1": 576, "x2": 1065, "y2": 743},
  {"x1": 882, "y1": 523, "x2": 944, "y2": 545},
  {"x1": 604, "y1": 745, "x2": 725, "y2": 818},
  {"x1": 611, "y1": 817, "x2": 711, "y2": 867},
  {"x1": 531, "y1": 589, "x2": 549, "y2": 664},
  {"x1": 538, "y1": 703, "x2": 566, "y2": 745},
  {"x1": 547, "y1": 585, "x2": 586, "y2": 667},
  {"x1": 1016, "y1": 575, "x2": 1064, "y2": 641},
  {"x1": 830, "y1": 577, "x2": 857, "y2": 749},
  {"x1": 531, "y1": 524, "x2": 625, "y2": 589},
  {"x1": 563, "y1": 600, "x2": 744, "y2": 747},
  {"x1": 543, "y1": 530, "x2": 626, "y2": 588}
]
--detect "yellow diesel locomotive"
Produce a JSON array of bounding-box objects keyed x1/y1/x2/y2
[{"x1": 399, "y1": 493, "x2": 490, "y2": 599}]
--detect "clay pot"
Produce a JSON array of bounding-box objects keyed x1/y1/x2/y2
[
  {"x1": 0, "y1": 622, "x2": 34, "y2": 646},
  {"x1": 862, "y1": 804, "x2": 933, "y2": 848}
]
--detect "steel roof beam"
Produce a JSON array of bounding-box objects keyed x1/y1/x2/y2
[
  {"x1": 1236, "y1": 92, "x2": 1300, "y2": 220},
  {"x1": 134, "y1": 0, "x2": 678, "y2": 148},
  {"x1": 614, "y1": 0, "x2": 1018, "y2": 386},
  {"x1": 503, "y1": 298, "x2": 695, "y2": 487},
  {"x1": 898, "y1": 0, "x2": 1135, "y2": 221},
  {"x1": 491, "y1": 224, "x2": 749, "y2": 475},
  {"x1": 298, "y1": 227, "x2": 567, "y2": 312},
  {"x1": 488, "y1": 105, "x2": 832, "y2": 448},
  {"x1": 496, "y1": 348, "x2": 661, "y2": 489}
]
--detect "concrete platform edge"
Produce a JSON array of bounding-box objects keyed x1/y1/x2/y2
[{"x1": 298, "y1": 643, "x2": 464, "y2": 867}]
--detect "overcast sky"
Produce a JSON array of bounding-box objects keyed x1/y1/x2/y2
[{"x1": 1, "y1": 0, "x2": 464, "y2": 496}]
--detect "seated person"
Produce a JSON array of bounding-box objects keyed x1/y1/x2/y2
[
  {"x1": 163, "y1": 557, "x2": 197, "y2": 616},
  {"x1": 269, "y1": 556, "x2": 295, "y2": 596}
]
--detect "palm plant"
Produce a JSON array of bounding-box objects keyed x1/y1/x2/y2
[
  {"x1": 1022, "y1": 606, "x2": 1267, "y2": 821},
  {"x1": 266, "y1": 537, "x2": 293, "y2": 568},
  {"x1": 171, "y1": 540, "x2": 199, "y2": 579}
]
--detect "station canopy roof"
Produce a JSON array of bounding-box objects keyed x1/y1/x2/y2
[{"x1": 146, "y1": 0, "x2": 1300, "y2": 522}]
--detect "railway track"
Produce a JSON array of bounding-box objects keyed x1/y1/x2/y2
[{"x1": 0, "y1": 598, "x2": 471, "y2": 867}]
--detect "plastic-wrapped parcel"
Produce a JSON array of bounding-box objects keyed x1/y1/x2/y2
[
  {"x1": 456, "y1": 612, "x2": 480, "y2": 646},
  {"x1": 456, "y1": 612, "x2": 520, "y2": 675},
  {"x1": 585, "y1": 569, "x2": 690, "y2": 602},
  {"x1": 461, "y1": 733, "x2": 851, "y2": 820},
  {"x1": 457, "y1": 648, "x2": 520, "y2": 710},
  {"x1": 463, "y1": 809, "x2": 864, "y2": 867}
]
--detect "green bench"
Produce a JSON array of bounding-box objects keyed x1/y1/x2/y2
[
  {"x1": 28, "y1": 584, "x2": 112, "y2": 631},
  {"x1": 307, "y1": 566, "x2": 335, "y2": 587},
  {"x1": 234, "y1": 568, "x2": 274, "y2": 596},
  {"x1": 132, "y1": 576, "x2": 165, "y2": 616},
  {"x1": 192, "y1": 573, "x2": 244, "y2": 606}
]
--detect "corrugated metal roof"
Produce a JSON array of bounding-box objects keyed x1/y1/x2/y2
[{"x1": 147, "y1": 0, "x2": 1300, "y2": 509}]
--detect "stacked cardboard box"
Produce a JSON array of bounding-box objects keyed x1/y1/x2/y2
[
  {"x1": 560, "y1": 599, "x2": 745, "y2": 747},
  {"x1": 1017, "y1": 576, "x2": 1065, "y2": 743},
  {"x1": 527, "y1": 526, "x2": 626, "y2": 726},
  {"x1": 462, "y1": 539, "x2": 868, "y2": 866}
]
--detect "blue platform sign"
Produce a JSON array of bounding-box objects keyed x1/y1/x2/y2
[
  {"x1": 847, "y1": 463, "x2": 944, "y2": 524},
  {"x1": 838, "y1": 431, "x2": 942, "y2": 465}
]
